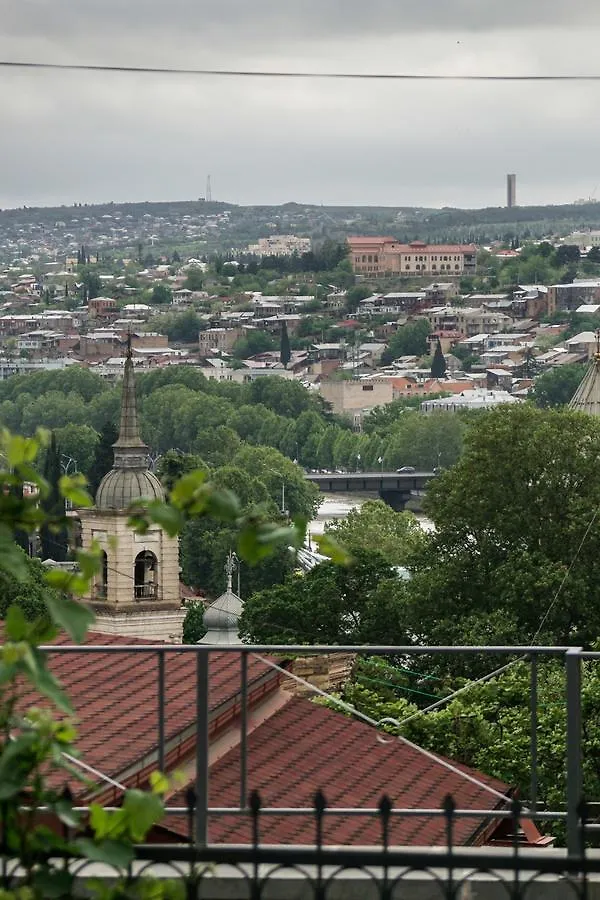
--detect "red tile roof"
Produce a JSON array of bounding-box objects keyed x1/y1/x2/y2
[
  {"x1": 178, "y1": 696, "x2": 508, "y2": 847},
  {"x1": 19, "y1": 631, "x2": 272, "y2": 796},
  {"x1": 347, "y1": 236, "x2": 477, "y2": 254}
]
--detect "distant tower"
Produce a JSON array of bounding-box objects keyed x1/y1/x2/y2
[
  {"x1": 79, "y1": 343, "x2": 185, "y2": 641},
  {"x1": 206, "y1": 175, "x2": 212, "y2": 203},
  {"x1": 507, "y1": 174, "x2": 517, "y2": 209}
]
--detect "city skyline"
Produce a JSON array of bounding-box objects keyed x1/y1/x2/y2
[{"x1": 2, "y1": 1, "x2": 600, "y2": 209}]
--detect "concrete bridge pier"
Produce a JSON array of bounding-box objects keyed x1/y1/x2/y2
[{"x1": 378, "y1": 490, "x2": 412, "y2": 511}]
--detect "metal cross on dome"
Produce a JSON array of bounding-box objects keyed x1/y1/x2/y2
[{"x1": 224, "y1": 550, "x2": 239, "y2": 592}]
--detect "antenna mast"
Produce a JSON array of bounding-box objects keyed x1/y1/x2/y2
[{"x1": 206, "y1": 175, "x2": 212, "y2": 202}]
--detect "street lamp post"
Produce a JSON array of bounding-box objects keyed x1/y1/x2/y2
[
  {"x1": 356, "y1": 453, "x2": 361, "y2": 473},
  {"x1": 60, "y1": 455, "x2": 77, "y2": 476}
]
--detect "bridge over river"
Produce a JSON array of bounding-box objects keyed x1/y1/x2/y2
[{"x1": 305, "y1": 471, "x2": 436, "y2": 510}]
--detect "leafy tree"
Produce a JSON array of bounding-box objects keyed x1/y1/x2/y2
[
  {"x1": 430, "y1": 339, "x2": 447, "y2": 379},
  {"x1": 588, "y1": 246, "x2": 600, "y2": 263},
  {"x1": 554, "y1": 244, "x2": 581, "y2": 266},
  {"x1": 232, "y1": 330, "x2": 277, "y2": 359},
  {"x1": 345, "y1": 286, "x2": 370, "y2": 313},
  {"x1": 182, "y1": 600, "x2": 206, "y2": 643},
  {"x1": 150, "y1": 283, "x2": 172, "y2": 305},
  {"x1": 532, "y1": 364, "x2": 586, "y2": 408},
  {"x1": 159, "y1": 309, "x2": 201, "y2": 343},
  {"x1": 247, "y1": 377, "x2": 327, "y2": 420},
  {"x1": 405, "y1": 405, "x2": 600, "y2": 651},
  {"x1": 0, "y1": 548, "x2": 62, "y2": 621},
  {"x1": 183, "y1": 267, "x2": 204, "y2": 291},
  {"x1": 157, "y1": 450, "x2": 206, "y2": 493},
  {"x1": 326, "y1": 500, "x2": 424, "y2": 567},
  {"x1": 279, "y1": 321, "x2": 291, "y2": 368},
  {"x1": 240, "y1": 550, "x2": 407, "y2": 644},
  {"x1": 381, "y1": 319, "x2": 430, "y2": 364},
  {"x1": 54, "y1": 424, "x2": 99, "y2": 475},
  {"x1": 230, "y1": 445, "x2": 319, "y2": 519},
  {"x1": 383, "y1": 411, "x2": 464, "y2": 470}
]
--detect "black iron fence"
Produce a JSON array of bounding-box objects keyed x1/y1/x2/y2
[
  {"x1": 26, "y1": 643, "x2": 600, "y2": 897},
  {"x1": 4, "y1": 790, "x2": 600, "y2": 898}
]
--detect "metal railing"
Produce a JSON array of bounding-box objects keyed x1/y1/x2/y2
[
  {"x1": 134, "y1": 583, "x2": 157, "y2": 600},
  {"x1": 34, "y1": 643, "x2": 595, "y2": 856},
  {"x1": 7, "y1": 787, "x2": 599, "y2": 899}
]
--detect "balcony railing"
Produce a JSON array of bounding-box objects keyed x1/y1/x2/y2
[
  {"x1": 134, "y1": 583, "x2": 157, "y2": 600},
  {"x1": 26, "y1": 643, "x2": 600, "y2": 898}
]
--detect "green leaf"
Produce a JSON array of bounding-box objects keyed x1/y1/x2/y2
[
  {"x1": 0, "y1": 524, "x2": 28, "y2": 580},
  {"x1": 33, "y1": 869, "x2": 74, "y2": 898},
  {"x1": 89, "y1": 803, "x2": 111, "y2": 839},
  {"x1": 313, "y1": 534, "x2": 352, "y2": 566},
  {"x1": 123, "y1": 789, "x2": 164, "y2": 841},
  {"x1": 169, "y1": 470, "x2": 207, "y2": 508},
  {"x1": 144, "y1": 501, "x2": 185, "y2": 537},
  {"x1": 23, "y1": 649, "x2": 72, "y2": 713},
  {"x1": 5, "y1": 604, "x2": 28, "y2": 641},
  {"x1": 149, "y1": 771, "x2": 169, "y2": 795},
  {"x1": 44, "y1": 592, "x2": 95, "y2": 644},
  {"x1": 204, "y1": 488, "x2": 241, "y2": 521},
  {"x1": 75, "y1": 546, "x2": 101, "y2": 581},
  {"x1": 74, "y1": 838, "x2": 133, "y2": 869},
  {"x1": 59, "y1": 474, "x2": 93, "y2": 508},
  {"x1": 3, "y1": 431, "x2": 41, "y2": 467},
  {"x1": 0, "y1": 733, "x2": 38, "y2": 798}
]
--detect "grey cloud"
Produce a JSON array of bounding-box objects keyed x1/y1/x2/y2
[
  {"x1": 0, "y1": 1, "x2": 599, "y2": 209},
  {"x1": 4, "y1": 0, "x2": 600, "y2": 55}
]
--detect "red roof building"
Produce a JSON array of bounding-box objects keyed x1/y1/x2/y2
[
  {"x1": 21, "y1": 630, "x2": 547, "y2": 847},
  {"x1": 347, "y1": 237, "x2": 477, "y2": 279}
]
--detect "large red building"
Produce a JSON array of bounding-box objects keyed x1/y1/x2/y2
[{"x1": 348, "y1": 237, "x2": 477, "y2": 278}]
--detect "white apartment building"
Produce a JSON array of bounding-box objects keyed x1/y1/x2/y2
[{"x1": 247, "y1": 235, "x2": 311, "y2": 257}]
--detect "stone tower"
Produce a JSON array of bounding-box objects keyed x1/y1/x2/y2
[{"x1": 79, "y1": 347, "x2": 184, "y2": 641}]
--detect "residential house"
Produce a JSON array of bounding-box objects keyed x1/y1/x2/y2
[
  {"x1": 424, "y1": 282, "x2": 460, "y2": 303},
  {"x1": 566, "y1": 332, "x2": 600, "y2": 359},
  {"x1": 17, "y1": 631, "x2": 544, "y2": 849},
  {"x1": 548, "y1": 280, "x2": 600, "y2": 314},
  {"x1": 511, "y1": 285, "x2": 549, "y2": 319},
  {"x1": 88, "y1": 297, "x2": 117, "y2": 320},
  {"x1": 422, "y1": 389, "x2": 521, "y2": 412},
  {"x1": 198, "y1": 327, "x2": 244, "y2": 357}
]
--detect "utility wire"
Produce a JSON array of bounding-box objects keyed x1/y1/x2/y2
[
  {"x1": 253, "y1": 653, "x2": 510, "y2": 804},
  {"x1": 531, "y1": 506, "x2": 599, "y2": 644},
  {"x1": 1, "y1": 60, "x2": 600, "y2": 82}
]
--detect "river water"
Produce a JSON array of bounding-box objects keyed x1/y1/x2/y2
[{"x1": 308, "y1": 493, "x2": 434, "y2": 540}]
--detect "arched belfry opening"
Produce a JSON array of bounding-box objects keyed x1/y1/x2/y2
[
  {"x1": 134, "y1": 550, "x2": 158, "y2": 600},
  {"x1": 77, "y1": 339, "x2": 184, "y2": 640}
]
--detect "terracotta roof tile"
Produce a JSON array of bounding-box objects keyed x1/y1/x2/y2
[
  {"x1": 18, "y1": 631, "x2": 270, "y2": 792},
  {"x1": 168, "y1": 696, "x2": 509, "y2": 847}
]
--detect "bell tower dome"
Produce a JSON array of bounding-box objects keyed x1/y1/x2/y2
[{"x1": 79, "y1": 342, "x2": 184, "y2": 641}]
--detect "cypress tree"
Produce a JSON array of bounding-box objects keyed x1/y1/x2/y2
[
  {"x1": 430, "y1": 339, "x2": 447, "y2": 379},
  {"x1": 280, "y1": 321, "x2": 291, "y2": 369},
  {"x1": 40, "y1": 432, "x2": 68, "y2": 561},
  {"x1": 88, "y1": 421, "x2": 118, "y2": 496}
]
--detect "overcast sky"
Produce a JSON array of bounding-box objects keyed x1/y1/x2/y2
[{"x1": 1, "y1": 0, "x2": 600, "y2": 210}]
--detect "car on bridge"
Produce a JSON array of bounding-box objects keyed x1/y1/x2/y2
[{"x1": 396, "y1": 466, "x2": 416, "y2": 473}]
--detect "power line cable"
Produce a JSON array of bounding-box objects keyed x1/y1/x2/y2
[
  {"x1": 1, "y1": 60, "x2": 600, "y2": 82},
  {"x1": 253, "y1": 652, "x2": 510, "y2": 804}
]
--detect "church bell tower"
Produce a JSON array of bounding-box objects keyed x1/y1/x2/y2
[{"x1": 79, "y1": 346, "x2": 184, "y2": 641}]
